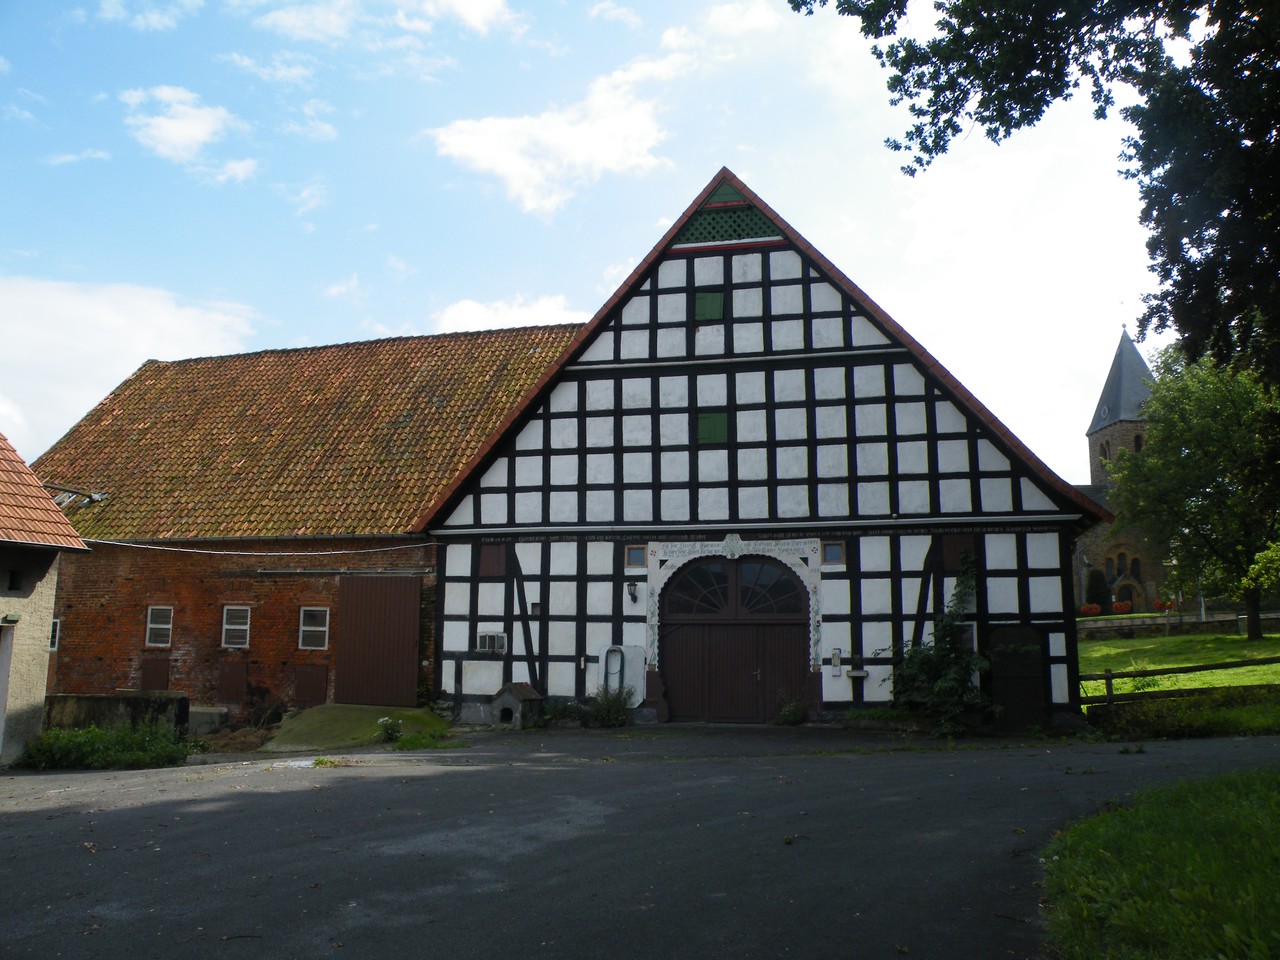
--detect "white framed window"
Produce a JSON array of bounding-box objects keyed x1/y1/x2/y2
[
  {"x1": 476, "y1": 632, "x2": 508, "y2": 654},
  {"x1": 299, "y1": 607, "x2": 329, "y2": 650},
  {"x1": 146, "y1": 606, "x2": 173, "y2": 647},
  {"x1": 49, "y1": 618, "x2": 60, "y2": 651},
  {"x1": 222, "y1": 605, "x2": 251, "y2": 648}
]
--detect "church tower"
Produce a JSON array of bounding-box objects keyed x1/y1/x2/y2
[{"x1": 1086, "y1": 329, "x2": 1154, "y2": 485}]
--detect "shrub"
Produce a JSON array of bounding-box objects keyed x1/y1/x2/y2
[
  {"x1": 774, "y1": 689, "x2": 806, "y2": 726},
  {"x1": 376, "y1": 716, "x2": 403, "y2": 743},
  {"x1": 1089, "y1": 687, "x2": 1280, "y2": 739},
  {"x1": 1079, "y1": 603, "x2": 1103, "y2": 616},
  {"x1": 584, "y1": 685, "x2": 633, "y2": 728},
  {"x1": 15, "y1": 724, "x2": 191, "y2": 771},
  {"x1": 539, "y1": 698, "x2": 585, "y2": 728},
  {"x1": 1112, "y1": 600, "x2": 1133, "y2": 614}
]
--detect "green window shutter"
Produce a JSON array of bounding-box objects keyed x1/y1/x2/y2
[
  {"x1": 697, "y1": 411, "x2": 729, "y2": 446},
  {"x1": 694, "y1": 291, "x2": 724, "y2": 323}
]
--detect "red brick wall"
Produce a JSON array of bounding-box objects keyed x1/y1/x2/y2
[{"x1": 50, "y1": 537, "x2": 436, "y2": 718}]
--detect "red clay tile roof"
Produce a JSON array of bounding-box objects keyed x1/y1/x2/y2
[
  {"x1": 0, "y1": 430, "x2": 86, "y2": 551},
  {"x1": 33, "y1": 328, "x2": 580, "y2": 541}
]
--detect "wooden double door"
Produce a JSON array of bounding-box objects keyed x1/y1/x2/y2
[{"x1": 659, "y1": 557, "x2": 811, "y2": 723}]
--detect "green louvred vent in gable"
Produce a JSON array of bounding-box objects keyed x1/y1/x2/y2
[{"x1": 674, "y1": 180, "x2": 778, "y2": 245}]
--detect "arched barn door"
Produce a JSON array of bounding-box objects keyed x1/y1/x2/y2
[{"x1": 659, "y1": 557, "x2": 811, "y2": 722}]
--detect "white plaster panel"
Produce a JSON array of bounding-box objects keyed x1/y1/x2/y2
[
  {"x1": 777, "y1": 448, "x2": 808, "y2": 479},
  {"x1": 698, "y1": 487, "x2": 729, "y2": 520},
  {"x1": 812, "y1": 316, "x2": 844, "y2": 348},
  {"x1": 817, "y1": 444, "x2": 847, "y2": 477},
  {"x1": 697, "y1": 374, "x2": 728, "y2": 406},
  {"x1": 624, "y1": 451, "x2": 652, "y2": 482},
  {"x1": 980, "y1": 478, "x2": 1013, "y2": 512},
  {"x1": 900, "y1": 578, "x2": 930, "y2": 618},
  {"x1": 777, "y1": 486, "x2": 809, "y2": 517},
  {"x1": 860, "y1": 536, "x2": 891, "y2": 572},
  {"x1": 739, "y1": 486, "x2": 769, "y2": 518},
  {"x1": 986, "y1": 533, "x2": 1018, "y2": 569},
  {"x1": 977, "y1": 440, "x2": 1010, "y2": 471},
  {"x1": 1051, "y1": 663, "x2": 1069, "y2": 704},
  {"x1": 620, "y1": 330, "x2": 650, "y2": 360},
  {"x1": 1030, "y1": 577, "x2": 1063, "y2": 614},
  {"x1": 774, "y1": 408, "x2": 807, "y2": 440},
  {"x1": 443, "y1": 496, "x2": 473, "y2": 526},
  {"x1": 1021, "y1": 479, "x2": 1057, "y2": 511},
  {"x1": 901, "y1": 536, "x2": 932, "y2": 573},
  {"x1": 986, "y1": 577, "x2": 1020, "y2": 614},
  {"x1": 586, "y1": 581, "x2": 614, "y2": 616},
  {"x1": 861, "y1": 622, "x2": 892, "y2": 659},
  {"x1": 772, "y1": 318, "x2": 804, "y2": 350},
  {"x1": 586, "y1": 416, "x2": 614, "y2": 448},
  {"x1": 854, "y1": 404, "x2": 887, "y2": 437},
  {"x1": 480, "y1": 494, "x2": 508, "y2": 525},
  {"x1": 850, "y1": 315, "x2": 889, "y2": 347},
  {"x1": 853, "y1": 365, "x2": 884, "y2": 399},
  {"x1": 446, "y1": 543, "x2": 473, "y2": 574},
  {"x1": 624, "y1": 494, "x2": 653, "y2": 522},
  {"x1": 935, "y1": 401, "x2": 967, "y2": 434},
  {"x1": 1048, "y1": 632, "x2": 1066, "y2": 657},
  {"x1": 661, "y1": 489, "x2": 690, "y2": 521},
  {"x1": 738, "y1": 409, "x2": 767, "y2": 442},
  {"x1": 738, "y1": 448, "x2": 768, "y2": 480},
  {"x1": 1027, "y1": 532, "x2": 1060, "y2": 568},
  {"x1": 549, "y1": 582, "x2": 578, "y2": 616},
  {"x1": 515, "y1": 542, "x2": 541, "y2": 574},
  {"x1": 550, "y1": 455, "x2": 578, "y2": 486},
  {"x1": 732, "y1": 253, "x2": 762, "y2": 283},
  {"x1": 514, "y1": 492, "x2": 543, "y2": 523},
  {"x1": 549, "y1": 492, "x2": 578, "y2": 523},
  {"x1": 733, "y1": 288, "x2": 763, "y2": 318},
  {"x1": 549, "y1": 542, "x2": 577, "y2": 575},
  {"x1": 770, "y1": 284, "x2": 803, "y2": 315},
  {"x1": 860, "y1": 578, "x2": 892, "y2": 615},
  {"x1": 549, "y1": 418, "x2": 579, "y2": 449},
  {"x1": 584, "y1": 623, "x2": 615, "y2": 661},
  {"x1": 548, "y1": 620, "x2": 577, "y2": 657},
  {"x1": 622, "y1": 620, "x2": 646, "y2": 648},
  {"x1": 694, "y1": 324, "x2": 724, "y2": 355},
  {"x1": 547, "y1": 661, "x2": 577, "y2": 698},
  {"x1": 622, "y1": 378, "x2": 651, "y2": 409},
  {"x1": 660, "y1": 376, "x2": 689, "y2": 407},
  {"x1": 586, "y1": 453, "x2": 614, "y2": 484},
  {"x1": 895, "y1": 403, "x2": 927, "y2": 435},
  {"x1": 734, "y1": 322, "x2": 765, "y2": 353},
  {"x1": 656, "y1": 328, "x2": 685, "y2": 357},
  {"x1": 443, "y1": 581, "x2": 471, "y2": 616},
  {"x1": 621, "y1": 295, "x2": 649, "y2": 325},
  {"x1": 774, "y1": 369, "x2": 806, "y2": 402},
  {"x1": 661, "y1": 451, "x2": 689, "y2": 482},
  {"x1": 462, "y1": 661, "x2": 503, "y2": 697},
  {"x1": 549, "y1": 382, "x2": 579, "y2": 412},
  {"x1": 659, "y1": 413, "x2": 688, "y2": 445},
  {"x1": 658, "y1": 259, "x2": 686, "y2": 288},
  {"x1": 479, "y1": 458, "x2": 507, "y2": 487},
  {"x1": 476, "y1": 582, "x2": 505, "y2": 617},
  {"x1": 898, "y1": 481, "x2": 930, "y2": 513},
  {"x1": 936, "y1": 439, "x2": 969, "y2": 473},
  {"x1": 814, "y1": 367, "x2": 846, "y2": 400},
  {"x1": 622, "y1": 415, "x2": 651, "y2": 446},
  {"x1": 857, "y1": 482, "x2": 890, "y2": 514},
  {"x1": 770, "y1": 249, "x2": 803, "y2": 278},
  {"x1": 821, "y1": 579, "x2": 851, "y2": 615},
  {"x1": 585, "y1": 380, "x2": 614, "y2": 411},
  {"x1": 865, "y1": 665, "x2": 894, "y2": 702},
  {"x1": 694, "y1": 256, "x2": 723, "y2": 286},
  {"x1": 822, "y1": 620, "x2": 851, "y2": 657},
  {"x1": 817, "y1": 484, "x2": 850, "y2": 516},
  {"x1": 856, "y1": 442, "x2": 889, "y2": 475},
  {"x1": 816, "y1": 406, "x2": 847, "y2": 439},
  {"x1": 515, "y1": 419, "x2": 543, "y2": 451},
  {"x1": 442, "y1": 619, "x2": 470, "y2": 652},
  {"x1": 939, "y1": 479, "x2": 971, "y2": 513},
  {"x1": 897, "y1": 441, "x2": 928, "y2": 473},
  {"x1": 699, "y1": 449, "x2": 729, "y2": 482},
  {"x1": 580, "y1": 333, "x2": 615, "y2": 363},
  {"x1": 893, "y1": 364, "x2": 926, "y2": 396},
  {"x1": 810, "y1": 282, "x2": 842, "y2": 313},
  {"x1": 515, "y1": 456, "x2": 542, "y2": 487},
  {"x1": 585, "y1": 491, "x2": 614, "y2": 522},
  {"x1": 736, "y1": 370, "x2": 766, "y2": 404}
]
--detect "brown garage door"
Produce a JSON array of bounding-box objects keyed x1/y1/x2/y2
[
  {"x1": 660, "y1": 557, "x2": 810, "y2": 723},
  {"x1": 333, "y1": 576, "x2": 421, "y2": 707}
]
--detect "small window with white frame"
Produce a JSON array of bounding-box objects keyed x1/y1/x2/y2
[
  {"x1": 146, "y1": 606, "x2": 173, "y2": 647},
  {"x1": 476, "y1": 631, "x2": 508, "y2": 654},
  {"x1": 299, "y1": 607, "x2": 330, "y2": 650},
  {"x1": 222, "y1": 605, "x2": 251, "y2": 648},
  {"x1": 49, "y1": 618, "x2": 60, "y2": 651}
]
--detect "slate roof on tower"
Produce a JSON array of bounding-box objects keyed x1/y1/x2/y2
[
  {"x1": 1087, "y1": 330, "x2": 1154, "y2": 435},
  {"x1": 33, "y1": 328, "x2": 580, "y2": 542},
  {"x1": 0, "y1": 430, "x2": 86, "y2": 551}
]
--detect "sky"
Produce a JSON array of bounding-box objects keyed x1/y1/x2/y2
[{"x1": 0, "y1": 0, "x2": 1174, "y2": 484}]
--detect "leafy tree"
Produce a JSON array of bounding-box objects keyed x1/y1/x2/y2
[
  {"x1": 786, "y1": 2, "x2": 1280, "y2": 382},
  {"x1": 1110, "y1": 350, "x2": 1280, "y2": 639}
]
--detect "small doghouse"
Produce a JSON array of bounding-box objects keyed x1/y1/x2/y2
[{"x1": 491, "y1": 682, "x2": 543, "y2": 729}]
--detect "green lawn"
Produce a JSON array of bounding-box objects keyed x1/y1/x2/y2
[{"x1": 1078, "y1": 632, "x2": 1280, "y2": 697}]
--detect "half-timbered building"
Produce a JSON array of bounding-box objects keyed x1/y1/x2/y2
[{"x1": 422, "y1": 169, "x2": 1107, "y2": 728}]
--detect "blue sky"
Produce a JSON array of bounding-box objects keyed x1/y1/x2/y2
[{"x1": 1, "y1": 0, "x2": 1171, "y2": 482}]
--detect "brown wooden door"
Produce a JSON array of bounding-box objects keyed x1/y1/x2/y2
[
  {"x1": 987, "y1": 625, "x2": 1047, "y2": 731},
  {"x1": 660, "y1": 558, "x2": 809, "y2": 722},
  {"x1": 333, "y1": 576, "x2": 420, "y2": 707}
]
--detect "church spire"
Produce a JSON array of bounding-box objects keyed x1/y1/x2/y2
[{"x1": 1087, "y1": 328, "x2": 1154, "y2": 436}]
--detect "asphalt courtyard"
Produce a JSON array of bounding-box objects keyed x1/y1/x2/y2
[{"x1": 3, "y1": 726, "x2": 1278, "y2": 960}]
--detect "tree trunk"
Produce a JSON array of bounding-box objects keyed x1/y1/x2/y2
[{"x1": 1243, "y1": 586, "x2": 1263, "y2": 640}]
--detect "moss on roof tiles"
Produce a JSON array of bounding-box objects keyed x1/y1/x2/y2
[
  {"x1": 0, "y1": 430, "x2": 85, "y2": 551},
  {"x1": 33, "y1": 328, "x2": 580, "y2": 541}
]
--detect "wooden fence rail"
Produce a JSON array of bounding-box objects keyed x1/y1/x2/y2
[{"x1": 1078, "y1": 655, "x2": 1280, "y2": 705}]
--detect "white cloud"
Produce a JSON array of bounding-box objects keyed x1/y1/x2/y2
[
  {"x1": 215, "y1": 158, "x2": 258, "y2": 182},
  {"x1": 415, "y1": 0, "x2": 519, "y2": 35},
  {"x1": 323, "y1": 272, "x2": 359, "y2": 298},
  {"x1": 120, "y1": 86, "x2": 246, "y2": 163},
  {"x1": 0, "y1": 275, "x2": 254, "y2": 461},
  {"x1": 386, "y1": 254, "x2": 415, "y2": 277},
  {"x1": 432, "y1": 294, "x2": 590, "y2": 334},
  {"x1": 0, "y1": 56, "x2": 10, "y2": 74},
  {"x1": 97, "y1": 0, "x2": 204, "y2": 31},
  {"x1": 221, "y1": 51, "x2": 314, "y2": 84},
  {"x1": 284, "y1": 99, "x2": 338, "y2": 140},
  {"x1": 285, "y1": 177, "x2": 329, "y2": 216},
  {"x1": 3, "y1": 104, "x2": 37, "y2": 123},
  {"x1": 47, "y1": 149, "x2": 111, "y2": 165},
  {"x1": 589, "y1": 1, "x2": 641, "y2": 29},
  {"x1": 254, "y1": 0, "x2": 358, "y2": 42}
]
